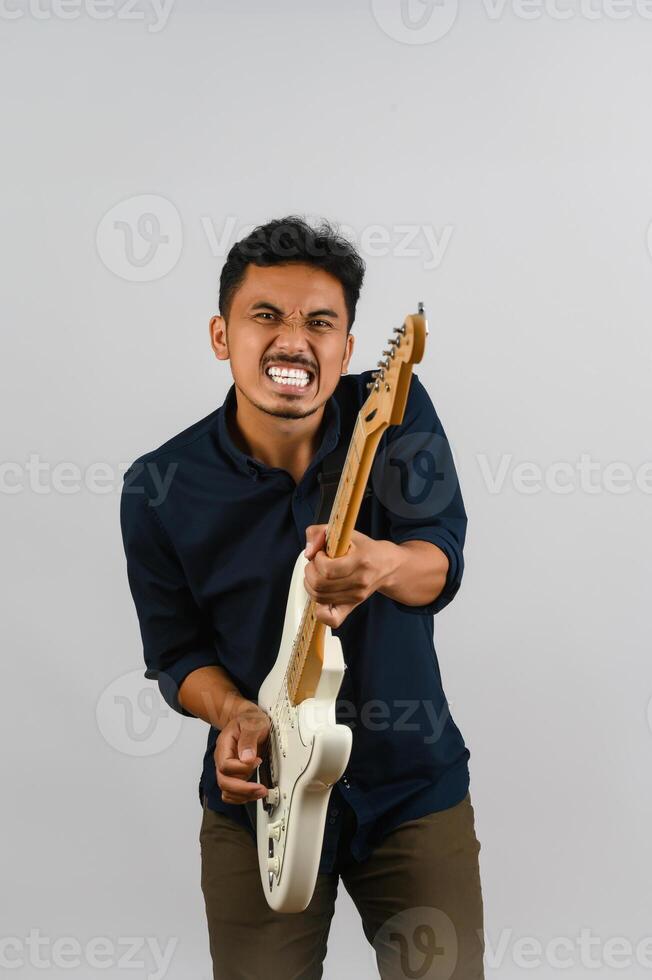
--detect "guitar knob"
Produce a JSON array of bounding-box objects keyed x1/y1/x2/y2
[
  {"x1": 267, "y1": 856, "x2": 280, "y2": 876},
  {"x1": 266, "y1": 786, "x2": 280, "y2": 806},
  {"x1": 268, "y1": 820, "x2": 283, "y2": 841}
]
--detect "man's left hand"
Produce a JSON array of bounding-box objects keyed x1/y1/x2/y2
[{"x1": 303, "y1": 524, "x2": 397, "y2": 628}]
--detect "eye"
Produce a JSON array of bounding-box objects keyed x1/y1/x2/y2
[
  {"x1": 255, "y1": 312, "x2": 276, "y2": 320},
  {"x1": 309, "y1": 320, "x2": 332, "y2": 329}
]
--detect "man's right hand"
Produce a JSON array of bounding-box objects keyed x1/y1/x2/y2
[{"x1": 214, "y1": 701, "x2": 271, "y2": 804}]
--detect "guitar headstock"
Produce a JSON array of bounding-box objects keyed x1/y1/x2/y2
[{"x1": 360, "y1": 302, "x2": 428, "y2": 432}]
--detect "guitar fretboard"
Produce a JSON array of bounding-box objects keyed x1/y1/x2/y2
[{"x1": 286, "y1": 413, "x2": 384, "y2": 704}]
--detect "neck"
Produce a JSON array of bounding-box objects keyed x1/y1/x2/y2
[{"x1": 228, "y1": 385, "x2": 329, "y2": 483}]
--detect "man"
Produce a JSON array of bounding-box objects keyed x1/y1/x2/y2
[{"x1": 120, "y1": 216, "x2": 485, "y2": 979}]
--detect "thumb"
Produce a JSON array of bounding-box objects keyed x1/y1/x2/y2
[
  {"x1": 237, "y1": 726, "x2": 261, "y2": 764},
  {"x1": 304, "y1": 523, "x2": 327, "y2": 559}
]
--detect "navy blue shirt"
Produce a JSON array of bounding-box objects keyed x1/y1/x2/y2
[{"x1": 120, "y1": 370, "x2": 471, "y2": 874}]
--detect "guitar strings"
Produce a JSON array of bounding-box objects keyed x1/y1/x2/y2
[{"x1": 256, "y1": 420, "x2": 360, "y2": 782}]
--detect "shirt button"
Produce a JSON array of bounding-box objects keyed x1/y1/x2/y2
[
  {"x1": 341, "y1": 777, "x2": 350, "y2": 788},
  {"x1": 330, "y1": 807, "x2": 340, "y2": 817}
]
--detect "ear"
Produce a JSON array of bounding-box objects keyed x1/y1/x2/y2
[
  {"x1": 209, "y1": 314, "x2": 229, "y2": 361},
  {"x1": 341, "y1": 331, "x2": 355, "y2": 374}
]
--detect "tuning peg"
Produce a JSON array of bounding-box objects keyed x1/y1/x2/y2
[
  {"x1": 382, "y1": 349, "x2": 395, "y2": 358},
  {"x1": 393, "y1": 325, "x2": 406, "y2": 335}
]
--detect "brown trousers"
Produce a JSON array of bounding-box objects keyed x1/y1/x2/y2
[{"x1": 199, "y1": 791, "x2": 485, "y2": 980}]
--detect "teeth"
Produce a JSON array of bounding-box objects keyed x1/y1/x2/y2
[
  {"x1": 268, "y1": 374, "x2": 309, "y2": 388},
  {"x1": 267, "y1": 367, "x2": 309, "y2": 378},
  {"x1": 266, "y1": 366, "x2": 311, "y2": 388}
]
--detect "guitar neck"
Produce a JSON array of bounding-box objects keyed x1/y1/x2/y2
[
  {"x1": 285, "y1": 305, "x2": 427, "y2": 706},
  {"x1": 325, "y1": 412, "x2": 383, "y2": 559},
  {"x1": 287, "y1": 408, "x2": 386, "y2": 705}
]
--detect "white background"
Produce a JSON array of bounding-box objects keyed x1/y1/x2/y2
[{"x1": 2, "y1": 1, "x2": 651, "y2": 977}]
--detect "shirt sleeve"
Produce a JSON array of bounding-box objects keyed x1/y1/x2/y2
[
  {"x1": 119, "y1": 458, "x2": 223, "y2": 716},
  {"x1": 379, "y1": 372, "x2": 468, "y2": 616}
]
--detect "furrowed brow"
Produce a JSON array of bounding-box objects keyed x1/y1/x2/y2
[
  {"x1": 250, "y1": 302, "x2": 339, "y2": 320},
  {"x1": 306, "y1": 308, "x2": 339, "y2": 319},
  {"x1": 251, "y1": 301, "x2": 285, "y2": 316}
]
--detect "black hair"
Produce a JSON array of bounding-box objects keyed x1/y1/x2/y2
[{"x1": 218, "y1": 215, "x2": 365, "y2": 333}]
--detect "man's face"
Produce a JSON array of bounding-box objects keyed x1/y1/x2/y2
[{"x1": 210, "y1": 262, "x2": 355, "y2": 420}]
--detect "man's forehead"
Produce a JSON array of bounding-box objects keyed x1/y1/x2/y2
[{"x1": 237, "y1": 264, "x2": 345, "y2": 310}]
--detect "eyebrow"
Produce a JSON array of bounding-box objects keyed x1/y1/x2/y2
[{"x1": 250, "y1": 301, "x2": 340, "y2": 319}]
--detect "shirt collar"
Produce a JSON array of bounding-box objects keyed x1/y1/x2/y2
[{"x1": 216, "y1": 382, "x2": 342, "y2": 480}]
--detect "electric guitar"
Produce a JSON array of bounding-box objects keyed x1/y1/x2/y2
[{"x1": 252, "y1": 304, "x2": 429, "y2": 912}]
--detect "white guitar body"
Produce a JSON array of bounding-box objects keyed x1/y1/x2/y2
[{"x1": 255, "y1": 551, "x2": 353, "y2": 913}]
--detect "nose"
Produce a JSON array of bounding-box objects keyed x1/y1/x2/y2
[
  {"x1": 275, "y1": 313, "x2": 308, "y2": 340},
  {"x1": 269, "y1": 318, "x2": 316, "y2": 368}
]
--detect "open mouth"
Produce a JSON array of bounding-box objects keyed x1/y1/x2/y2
[{"x1": 263, "y1": 364, "x2": 316, "y2": 394}]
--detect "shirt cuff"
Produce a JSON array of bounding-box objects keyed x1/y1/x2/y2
[
  {"x1": 387, "y1": 529, "x2": 463, "y2": 616},
  {"x1": 145, "y1": 648, "x2": 224, "y2": 717}
]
